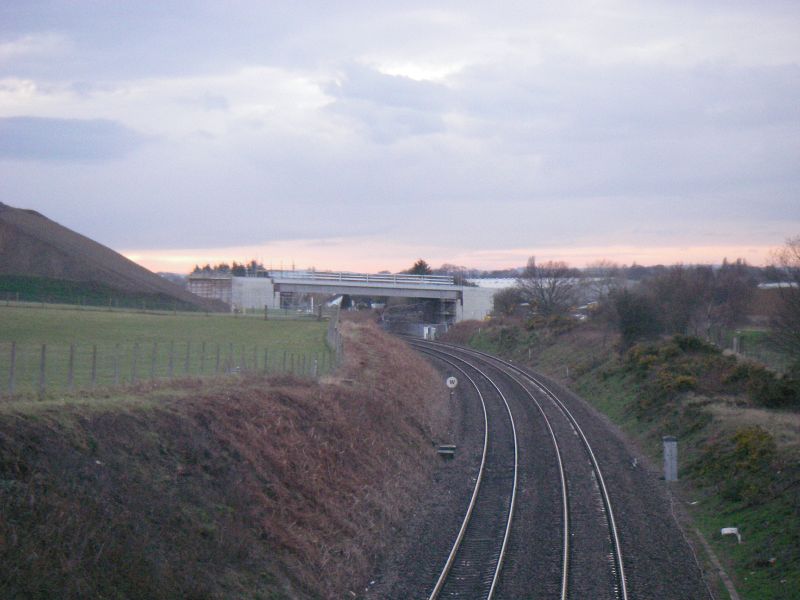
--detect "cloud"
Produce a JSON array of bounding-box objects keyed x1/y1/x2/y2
[
  {"x1": 0, "y1": 116, "x2": 146, "y2": 161},
  {"x1": 0, "y1": 2, "x2": 798, "y2": 268},
  {"x1": 0, "y1": 33, "x2": 69, "y2": 63}
]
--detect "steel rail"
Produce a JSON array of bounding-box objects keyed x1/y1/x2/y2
[
  {"x1": 413, "y1": 344, "x2": 519, "y2": 600},
  {"x1": 419, "y1": 351, "x2": 489, "y2": 600},
  {"x1": 433, "y1": 341, "x2": 629, "y2": 600},
  {"x1": 417, "y1": 342, "x2": 569, "y2": 599}
]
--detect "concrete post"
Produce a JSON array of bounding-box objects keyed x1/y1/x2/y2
[{"x1": 663, "y1": 436, "x2": 678, "y2": 481}]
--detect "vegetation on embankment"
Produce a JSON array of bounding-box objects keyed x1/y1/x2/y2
[
  {"x1": 0, "y1": 319, "x2": 449, "y2": 599},
  {"x1": 443, "y1": 318, "x2": 800, "y2": 600}
]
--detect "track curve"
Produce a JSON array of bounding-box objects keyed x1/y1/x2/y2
[{"x1": 412, "y1": 339, "x2": 629, "y2": 600}]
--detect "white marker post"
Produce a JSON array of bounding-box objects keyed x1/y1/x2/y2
[
  {"x1": 663, "y1": 435, "x2": 678, "y2": 481},
  {"x1": 446, "y1": 376, "x2": 458, "y2": 400}
]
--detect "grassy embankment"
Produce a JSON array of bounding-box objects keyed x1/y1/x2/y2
[
  {"x1": 444, "y1": 319, "x2": 799, "y2": 600},
  {"x1": 0, "y1": 316, "x2": 450, "y2": 598},
  {"x1": 0, "y1": 306, "x2": 334, "y2": 394}
]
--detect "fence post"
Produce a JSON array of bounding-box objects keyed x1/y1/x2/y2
[
  {"x1": 263, "y1": 348, "x2": 269, "y2": 373},
  {"x1": 38, "y1": 344, "x2": 46, "y2": 397},
  {"x1": 132, "y1": 342, "x2": 139, "y2": 382},
  {"x1": 301, "y1": 354, "x2": 306, "y2": 375},
  {"x1": 252, "y1": 345, "x2": 257, "y2": 371},
  {"x1": 200, "y1": 342, "x2": 206, "y2": 374},
  {"x1": 290, "y1": 353, "x2": 295, "y2": 374},
  {"x1": 215, "y1": 344, "x2": 220, "y2": 374},
  {"x1": 112, "y1": 344, "x2": 119, "y2": 385},
  {"x1": 68, "y1": 344, "x2": 75, "y2": 391},
  {"x1": 150, "y1": 342, "x2": 158, "y2": 380},
  {"x1": 8, "y1": 342, "x2": 16, "y2": 395},
  {"x1": 184, "y1": 342, "x2": 190, "y2": 374},
  {"x1": 228, "y1": 343, "x2": 234, "y2": 373},
  {"x1": 312, "y1": 358, "x2": 318, "y2": 378},
  {"x1": 282, "y1": 350, "x2": 287, "y2": 373},
  {"x1": 168, "y1": 342, "x2": 175, "y2": 378}
]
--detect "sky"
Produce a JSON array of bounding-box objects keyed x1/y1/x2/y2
[{"x1": 1, "y1": 1, "x2": 799, "y2": 274}]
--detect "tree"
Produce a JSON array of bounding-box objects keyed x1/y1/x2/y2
[
  {"x1": 231, "y1": 261, "x2": 246, "y2": 276},
  {"x1": 493, "y1": 287, "x2": 526, "y2": 317},
  {"x1": 405, "y1": 259, "x2": 432, "y2": 276},
  {"x1": 516, "y1": 257, "x2": 579, "y2": 316},
  {"x1": 584, "y1": 259, "x2": 624, "y2": 301},
  {"x1": 769, "y1": 236, "x2": 800, "y2": 356},
  {"x1": 611, "y1": 288, "x2": 662, "y2": 347},
  {"x1": 643, "y1": 265, "x2": 710, "y2": 335},
  {"x1": 707, "y1": 259, "x2": 755, "y2": 331}
]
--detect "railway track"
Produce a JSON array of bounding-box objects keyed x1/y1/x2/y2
[
  {"x1": 411, "y1": 339, "x2": 628, "y2": 600},
  {"x1": 414, "y1": 347, "x2": 518, "y2": 599}
]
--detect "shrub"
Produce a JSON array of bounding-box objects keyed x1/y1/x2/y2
[
  {"x1": 691, "y1": 426, "x2": 778, "y2": 504},
  {"x1": 672, "y1": 335, "x2": 717, "y2": 354}
]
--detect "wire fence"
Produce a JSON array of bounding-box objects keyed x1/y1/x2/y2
[
  {"x1": 1, "y1": 340, "x2": 336, "y2": 398},
  {"x1": 708, "y1": 325, "x2": 792, "y2": 373},
  {"x1": 1, "y1": 294, "x2": 338, "y2": 321},
  {"x1": 326, "y1": 307, "x2": 343, "y2": 367}
]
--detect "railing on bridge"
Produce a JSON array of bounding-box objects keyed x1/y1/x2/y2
[{"x1": 270, "y1": 270, "x2": 455, "y2": 286}]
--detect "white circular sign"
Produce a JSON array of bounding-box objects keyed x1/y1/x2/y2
[{"x1": 446, "y1": 376, "x2": 458, "y2": 389}]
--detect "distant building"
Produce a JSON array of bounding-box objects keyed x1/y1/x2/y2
[{"x1": 188, "y1": 275, "x2": 275, "y2": 312}]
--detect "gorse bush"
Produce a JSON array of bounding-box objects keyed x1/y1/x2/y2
[
  {"x1": 690, "y1": 426, "x2": 778, "y2": 505},
  {"x1": 625, "y1": 336, "x2": 800, "y2": 411}
]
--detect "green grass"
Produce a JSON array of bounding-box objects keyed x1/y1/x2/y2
[
  {"x1": 693, "y1": 496, "x2": 800, "y2": 599},
  {"x1": 0, "y1": 274, "x2": 201, "y2": 311},
  {"x1": 0, "y1": 306, "x2": 332, "y2": 395},
  {"x1": 719, "y1": 327, "x2": 793, "y2": 373}
]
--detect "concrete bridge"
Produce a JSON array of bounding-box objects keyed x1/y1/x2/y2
[{"x1": 188, "y1": 270, "x2": 494, "y2": 323}]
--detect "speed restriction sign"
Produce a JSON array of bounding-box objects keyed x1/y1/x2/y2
[{"x1": 446, "y1": 376, "x2": 458, "y2": 389}]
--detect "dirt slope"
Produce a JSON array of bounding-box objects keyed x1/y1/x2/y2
[
  {"x1": 0, "y1": 202, "x2": 222, "y2": 310},
  {"x1": 0, "y1": 320, "x2": 450, "y2": 599}
]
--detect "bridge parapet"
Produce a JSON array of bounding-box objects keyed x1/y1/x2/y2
[{"x1": 271, "y1": 270, "x2": 454, "y2": 286}]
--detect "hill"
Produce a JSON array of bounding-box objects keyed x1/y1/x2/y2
[{"x1": 0, "y1": 202, "x2": 223, "y2": 311}]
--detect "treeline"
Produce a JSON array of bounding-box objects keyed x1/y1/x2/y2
[
  {"x1": 191, "y1": 260, "x2": 267, "y2": 277},
  {"x1": 492, "y1": 237, "x2": 800, "y2": 361}
]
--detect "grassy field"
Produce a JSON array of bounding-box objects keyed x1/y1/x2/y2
[
  {"x1": 0, "y1": 274, "x2": 203, "y2": 311},
  {"x1": 0, "y1": 306, "x2": 332, "y2": 395}
]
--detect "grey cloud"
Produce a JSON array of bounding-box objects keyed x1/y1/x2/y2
[
  {"x1": 325, "y1": 65, "x2": 451, "y2": 142},
  {"x1": 0, "y1": 116, "x2": 146, "y2": 161}
]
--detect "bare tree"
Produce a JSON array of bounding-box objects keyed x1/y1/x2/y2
[
  {"x1": 584, "y1": 259, "x2": 625, "y2": 302},
  {"x1": 516, "y1": 257, "x2": 579, "y2": 316},
  {"x1": 769, "y1": 236, "x2": 800, "y2": 357}
]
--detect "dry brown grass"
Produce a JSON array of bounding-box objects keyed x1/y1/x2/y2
[
  {"x1": 704, "y1": 401, "x2": 800, "y2": 455},
  {"x1": 0, "y1": 320, "x2": 448, "y2": 599}
]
